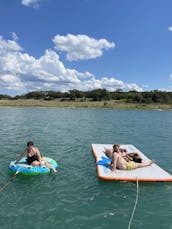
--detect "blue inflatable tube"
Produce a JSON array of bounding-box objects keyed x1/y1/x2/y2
[{"x1": 8, "y1": 157, "x2": 58, "y2": 176}]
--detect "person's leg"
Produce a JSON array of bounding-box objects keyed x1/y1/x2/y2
[
  {"x1": 30, "y1": 160, "x2": 57, "y2": 172},
  {"x1": 136, "y1": 160, "x2": 154, "y2": 168},
  {"x1": 30, "y1": 160, "x2": 40, "y2": 166},
  {"x1": 42, "y1": 158, "x2": 57, "y2": 172}
]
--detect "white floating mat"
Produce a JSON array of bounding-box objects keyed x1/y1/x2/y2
[{"x1": 91, "y1": 144, "x2": 172, "y2": 182}]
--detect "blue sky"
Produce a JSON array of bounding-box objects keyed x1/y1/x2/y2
[{"x1": 0, "y1": 0, "x2": 172, "y2": 96}]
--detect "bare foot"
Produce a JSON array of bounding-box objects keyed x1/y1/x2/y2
[{"x1": 149, "y1": 160, "x2": 154, "y2": 166}]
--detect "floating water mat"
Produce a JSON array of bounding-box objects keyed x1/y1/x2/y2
[{"x1": 91, "y1": 144, "x2": 172, "y2": 182}]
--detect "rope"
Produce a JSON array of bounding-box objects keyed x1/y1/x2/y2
[
  {"x1": 128, "y1": 178, "x2": 139, "y2": 229},
  {"x1": 0, "y1": 171, "x2": 20, "y2": 193}
]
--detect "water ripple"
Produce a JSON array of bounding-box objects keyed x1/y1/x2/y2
[{"x1": 0, "y1": 108, "x2": 172, "y2": 229}]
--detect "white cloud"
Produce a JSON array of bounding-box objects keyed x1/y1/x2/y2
[
  {"x1": 11, "y1": 32, "x2": 18, "y2": 41},
  {"x1": 0, "y1": 74, "x2": 25, "y2": 91},
  {"x1": 142, "y1": 84, "x2": 149, "y2": 88},
  {"x1": 168, "y1": 26, "x2": 172, "y2": 31},
  {"x1": 53, "y1": 34, "x2": 115, "y2": 61},
  {"x1": 0, "y1": 35, "x2": 143, "y2": 95},
  {"x1": 21, "y1": 0, "x2": 41, "y2": 7},
  {"x1": 0, "y1": 36, "x2": 22, "y2": 54}
]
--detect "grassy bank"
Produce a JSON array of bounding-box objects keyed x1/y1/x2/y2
[{"x1": 0, "y1": 99, "x2": 172, "y2": 110}]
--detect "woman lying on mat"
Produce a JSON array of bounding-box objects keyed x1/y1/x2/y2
[
  {"x1": 104, "y1": 144, "x2": 132, "y2": 162},
  {"x1": 106, "y1": 144, "x2": 153, "y2": 172},
  {"x1": 104, "y1": 144, "x2": 142, "y2": 163}
]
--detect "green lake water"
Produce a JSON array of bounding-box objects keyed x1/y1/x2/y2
[{"x1": 0, "y1": 108, "x2": 172, "y2": 229}]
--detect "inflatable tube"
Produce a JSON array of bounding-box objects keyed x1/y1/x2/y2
[{"x1": 8, "y1": 156, "x2": 58, "y2": 176}]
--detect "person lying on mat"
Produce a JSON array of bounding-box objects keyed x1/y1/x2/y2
[
  {"x1": 104, "y1": 144, "x2": 142, "y2": 163},
  {"x1": 110, "y1": 144, "x2": 153, "y2": 173},
  {"x1": 104, "y1": 144, "x2": 132, "y2": 162},
  {"x1": 15, "y1": 141, "x2": 57, "y2": 172}
]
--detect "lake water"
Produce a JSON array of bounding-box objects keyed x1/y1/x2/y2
[{"x1": 0, "y1": 108, "x2": 172, "y2": 229}]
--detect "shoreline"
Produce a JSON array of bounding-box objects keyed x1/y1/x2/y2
[{"x1": 0, "y1": 99, "x2": 172, "y2": 110}]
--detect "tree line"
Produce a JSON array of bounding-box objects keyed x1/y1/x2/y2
[{"x1": 1, "y1": 89, "x2": 172, "y2": 104}]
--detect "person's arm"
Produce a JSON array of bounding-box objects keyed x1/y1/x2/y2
[
  {"x1": 15, "y1": 150, "x2": 26, "y2": 164},
  {"x1": 112, "y1": 153, "x2": 118, "y2": 173},
  {"x1": 35, "y1": 148, "x2": 42, "y2": 164}
]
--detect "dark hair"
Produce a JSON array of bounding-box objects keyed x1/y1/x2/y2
[
  {"x1": 27, "y1": 141, "x2": 34, "y2": 147},
  {"x1": 113, "y1": 144, "x2": 120, "y2": 152}
]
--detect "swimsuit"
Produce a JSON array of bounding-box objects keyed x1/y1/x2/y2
[
  {"x1": 27, "y1": 154, "x2": 39, "y2": 165},
  {"x1": 126, "y1": 161, "x2": 137, "y2": 170}
]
